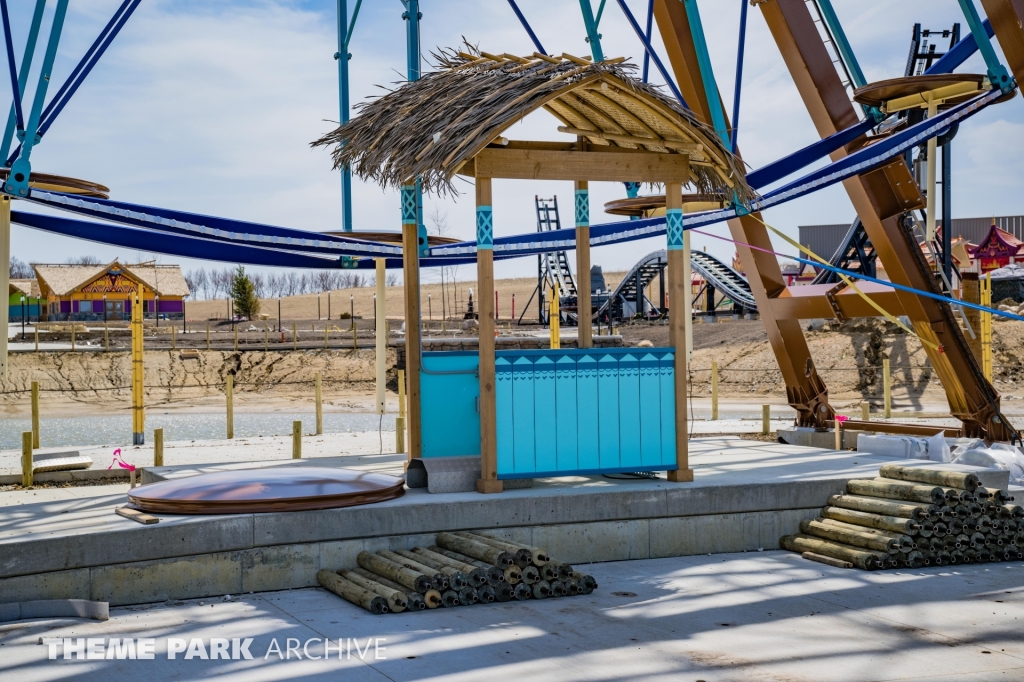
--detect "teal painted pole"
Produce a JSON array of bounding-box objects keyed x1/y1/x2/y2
[
  {"x1": 336, "y1": 0, "x2": 353, "y2": 231},
  {"x1": 403, "y1": 0, "x2": 428, "y2": 256},
  {"x1": 578, "y1": 0, "x2": 604, "y2": 62},
  {"x1": 5, "y1": 0, "x2": 70, "y2": 197},
  {"x1": 956, "y1": 0, "x2": 1012, "y2": 92},
  {"x1": 0, "y1": 0, "x2": 45, "y2": 164},
  {"x1": 681, "y1": 0, "x2": 729, "y2": 146},
  {"x1": 814, "y1": 0, "x2": 866, "y2": 89}
]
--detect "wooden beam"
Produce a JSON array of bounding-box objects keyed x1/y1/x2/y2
[
  {"x1": 665, "y1": 182, "x2": 692, "y2": 483},
  {"x1": 767, "y1": 282, "x2": 912, "y2": 320},
  {"x1": 402, "y1": 185, "x2": 423, "y2": 459},
  {"x1": 556, "y1": 125, "x2": 703, "y2": 153},
  {"x1": 575, "y1": 175, "x2": 592, "y2": 349},
  {"x1": 472, "y1": 147, "x2": 691, "y2": 182},
  {"x1": 475, "y1": 177, "x2": 502, "y2": 494}
]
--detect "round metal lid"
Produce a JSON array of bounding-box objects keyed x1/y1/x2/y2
[
  {"x1": 128, "y1": 467, "x2": 405, "y2": 514},
  {"x1": 852, "y1": 74, "x2": 985, "y2": 108}
]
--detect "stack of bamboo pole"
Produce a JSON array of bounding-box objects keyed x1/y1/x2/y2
[
  {"x1": 782, "y1": 464, "x2": 1020, "y2": 570},
  {"x1": 316, "y1": 531, "x2": 598, "y2": 613}
]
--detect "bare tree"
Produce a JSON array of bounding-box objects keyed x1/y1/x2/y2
[
  {"x1": 428, "y1": 207, "x2": 459, "y2": 319},
  {"x1": 386, "y1": 272, "x2": 399, "y2": 287},
  {"x1": 66, "y1": 255, "x2": 102, "y2": 266},
  {"x1": 250, "y1": 271, "x2": 266, "y2": 299},
  {"x1": 9, "y1": 256, "x2": 33, "y2": 279}
]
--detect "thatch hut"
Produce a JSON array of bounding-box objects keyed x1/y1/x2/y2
[{"x1": 314, "y1": 48, "x2": 749, "y2": 494}]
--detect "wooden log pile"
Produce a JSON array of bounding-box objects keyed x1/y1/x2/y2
[
  {"x1": 782, "y1": 464, "x2": 1021, "y2": 570},
  {"x1": 316, "y1": 531, "x2": 598, "y2": 613}
]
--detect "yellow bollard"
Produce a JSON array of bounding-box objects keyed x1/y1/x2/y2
[
  {"x1": 883, "y1": 358, "x2": 891, "y2": 419},
  {"x1": 154, "y1": 427, "x2": 164, "y2": 467},
  {"x1": 292, "y1": 420, "x2": 302, "y2": 459},
  {"x1": 31, "y1": 381, "x2": 39, "y2": 448},
  {"x1": 861, "y1": 402, "x2": 870, "y2": 421},
  {"x1": 835, "y1": 418, "x2": 842, "y2": 451},
  {"x1": 981, "y1": 273, "x2": 993, "y2": 382},
  {"x1": 549, "y1": 281, "x2": 560, "y2": 349},
  {"x1": 396, "y1": 368, "x2": 406, "y2": 454},
  {"x1": 711, "y1": 360, "x2": 719, "y2": 421},
  {"x1": 21, "y1": 431, "x2": 32, "y2": 488},
  {"x1": 315, "y1": 372, "x2": 323, "y2": 435},
  {"x1": 226, "y1": 374, "x2": 234, "y2": 439},
  {"x1": 762, "y1": 405, "x2": 770, "y2": 435}
]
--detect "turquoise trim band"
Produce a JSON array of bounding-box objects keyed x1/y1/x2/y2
[
  {"x1": 476, "y1": 205, "x2": 493, "y2": 249},
  {"x1": 666, "y1": 208, "x2": 683, "y2": 250},
  {"x1": 574, "y1": 189, "x2": 589, "y2": 227},
  {"x1": 400, "y1": 185, "x2": 417, "y2": 223}
]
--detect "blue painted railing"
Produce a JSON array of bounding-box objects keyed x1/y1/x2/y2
[{"x1": 419, "y1": 348, "x2": 678, "y2": 479}]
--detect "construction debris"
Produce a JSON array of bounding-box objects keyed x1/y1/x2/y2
[
  {"x1": 783, "y1": 465, "x2": 1020, "y2": 569},
  {"x1": 322, "y1": 532, "x2": 597, "y2": 613}
]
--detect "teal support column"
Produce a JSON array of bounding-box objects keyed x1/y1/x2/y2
[
  {"x1": 578, "y1": 0, "x2": 605, "y2": 62},
  {"x1": 681, "y1": 0, "x2": 729, "y2": 146},
  {"x1": 957, "y1": 0, "x2": 1013, "y2": 92},
  {"x1": 403, "y1": 0, "x2": 429, "y2": 256},
  {"x1": 0, "y1": 0, "x2": 45, "y2": 163},
  {"x1": 335, "y1": 0, "x2": 356, "y2": 231}
]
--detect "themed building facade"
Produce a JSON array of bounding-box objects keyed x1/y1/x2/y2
[
  {"x1": 8, "y1": 280, "x2": 42, "y2": 321},
  {"x1": 33, "y1": 261, "x2": 190, "y2": 321}
]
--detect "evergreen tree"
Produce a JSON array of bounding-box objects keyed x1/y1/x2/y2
[{"x1": 230, "y1": 265, "x2": 262, "y2": 320}]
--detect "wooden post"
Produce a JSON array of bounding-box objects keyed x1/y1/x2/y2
[
  {"x1": 315, "y1": 372, "x2": 323, "y2": 435},
  {"x1": 883, "y1": 358, "x2": 892, "y2": 418},
  {"x1": 154, "y1": 427, "x2": 164, "y2": 467},
  {"x1": 0, "y1": 197, "x2": 8, "y2": 379},
  {"x1": 206, "y1": 323, "x2": 210, "y2": 350},
  {"x1": 575, "y1": 176, "x2": 592, "y2": 348},
  {"x1": 861, "y1": 402, "x2": 870, "y2": 421},
  {"x1": 35, "y1": 326, "x2": 39, "y2": 352},
  {"x1": 226, "y1": 374, "x2": 234, "y2": 439},
  {"x1": 665, "y1": 182, "x2": 692, "y2": 482},
  {"x1": 375, "y1": 258, "x2": 387, "y2": 416},
  {"x1": 981, "y1": 273, "x2": 993, "y2": 381},
  {"x1": 401, "y1": 182, "x2": 424, "y2": 461},
  {"x1": 762, "y1": 404, "x2": 770, "y2": 435},
  {"x1": 132, "y1": 285, "x2": 145, "y2": 446},
  {"x1": 234, "y1": 326, "x2": 238, "y2": 351},
  {"x1": 549, "y1": 281, "x2": 560, "y2": 349},
  {"x1": 71, "y1": 325, "x2": 75, "y2": 351},
  {"x1": 31, "y1": 381, "x2": 40, "y2": 449},
  {"x1": 711, "y1": 360, "x2": 719, "y2": 421},
  {"x1": 21, "y1": 431, "x2": 32, "y2": 488},
  {"x1": 292, "y1": 323, "x2": 297, "y2": 351},
  {"x1": 265, "y1": 326, "x2": 268, "y2": 352},
  {"x1": 396, "y1": 368, "x2": 406, "y2": 454},
  {"x1": 292, "y1": 420, "x2": 302, "y2": 458},
  {"x1": 324, "y1": 326, "x2": 329, "y2": 350},
  {"x1": 103, "y1": 323, "x2": 108, "y2": 352},
  {"x1": 171, "y1": 326, "x2": 176, "y2": 351},
  {"x1": 835, "y1": 417, "x2": 842, "y2": 450},
  {"x1": 474, "y1": 176, "x2": 501, "y2": 493}
]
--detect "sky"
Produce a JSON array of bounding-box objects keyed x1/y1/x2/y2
[{"x1": 6, "y1": 0, "x2": 1024, "y2": 289}]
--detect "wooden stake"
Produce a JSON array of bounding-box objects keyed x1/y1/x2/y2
[
  {"x1": 226, "y1": 374, "x2": 234, "y2": 439},
  {"x1": 861, "y1": 401, "x2": 870, "y2": 421},
  {"x1": 116, "y1": 506, "x2": 158, "y2": 525},
  {"x1": 31, "y1": 381, "x2": 39, "y2": 448},
  {"x1": 835, "y1": 417, "x2": 842, "y2": 450},
  {"x1": 762, "y1": 404, "x2": 770, "y2": 435},
  {"x1": 35, "y1": 325, "x2": 39, "y2": 352},
  {"x1": 0, "y1": 197, "x2": 8, "y2": 379},
  {"x1": 324, "y1": 326, "x2": 328, "y2": 350},
  {"x1": 981, "y1": 273, "x2": 993, "y2": 381},
  {"x1": 711, "y1": 360, "x2": 719, "y2": 420},
  {"x1": 132, "y1": 285, "x2": 145, "y2": 446},
  {"x1": 171, "y1": 326, "x2": 176, "y2": 351},
  {"x1": 475, "y1": 176, "x2": 501, "y2": 493},
  {"x1": 315, "y1": 372, "x2": 323, "y2": 435},
  {"x1": 103, "y1": 323, "x2": 108, "y2": 352},
  {"x1": 206, "y1": 323, "x2": 210, "y2": 350},
  {"x1": 154, "y1": 427, "x2": 164, "y2": 467},
  {"x1": 575, "y1": 176, "x2": 592, "y2": 348},
  {"x1": 883, "y1": 358, "x2": 892, "y2": 418},
  {"x1": 21, "y1": 431, "x2": 32, "y2": 487},
  {"x1": 264, "y1": 326, "x2": 268, "y2": 351},
  {"x1": 665, "y1": 181, "x2": 692, "y2": 483},
  {"x1": 292, "y1": 420, "x2": 302, "y2": 458},
  {"x1": 71, "y1": 325, "x2": 75, "y2": 351},
  {"x1": 234, "y1": 326, "x2": 238, "y2": 351},
  {"x1": 292, "y1": 323, "x2": 297, "y2": 351},
  {"x1": 402, "y1": 183, "x2": 423, "y2": 460},
  {"x1": 396, "y1": 368, "x2": 406, "y2": 454}
]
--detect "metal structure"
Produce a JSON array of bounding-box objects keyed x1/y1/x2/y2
[{"x1": 520, "y1": 197, "x2": 579, "y2": 326}]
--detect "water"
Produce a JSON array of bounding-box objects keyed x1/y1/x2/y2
[{"x1": 0, "y1": 412, "x2": 395, "y2": 450}]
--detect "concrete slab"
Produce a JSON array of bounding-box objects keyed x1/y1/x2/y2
[{"x1": 1, "y1": 553, "x2": 1023, "y2": 682}]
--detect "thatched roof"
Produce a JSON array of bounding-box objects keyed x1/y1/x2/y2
[
  {"x1": 313, "y1": 48, "x2": 750, "y2": 201},
  {"x1": 9, "y1": 279, "x2": 39, "y2": 298},
  {"x1": 34, "y1": 261, "x2": 190, "y2": 297}
]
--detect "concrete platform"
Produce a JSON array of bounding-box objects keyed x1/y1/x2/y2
[
  {"x1": 3, "y1": 552, "x2": 1023, "y2": 682},
  {"x1": 0, "y1": 437, "x2": 1007, "y2": 607}
]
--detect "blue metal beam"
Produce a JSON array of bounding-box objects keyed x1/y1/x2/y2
[
  {"x1": 0, "y1": 0, "x2": 25, "y2": 134},
  {"x1": 641, "y1": 0, "x2": 653, "y2": 83},
  {"x1": 5, "y1": 0, "x2": 69, "y2": 197},
  {"x1": 730, "y1": 0, "x2": 748, "y2": 153},
  {"x1": 614, "y1": 0, "x2": 688, "y2": 109},
  {"x1": 578, "y1": 0, "x2": 605, "y2": 62},
  {"x1": 681, "y1": 0, "x2": 729, "y2": 145},
  {"x1": 925, "y1": 18, "x2": 993, "y2": 74},
  {"x1": 337, "y1": 0, "x2": 353, "y2": 232},
  {"x1": 956, "y1": 0, "x2": 1012, "y2": 92},
  {"x1": 506, "y1": 0, "x2": 546, "y2": 54},
  {"x1": 0, "y1": 0, "x2": 43, "y2": 163}
]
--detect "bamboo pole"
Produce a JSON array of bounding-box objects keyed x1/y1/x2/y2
[
  {"x1": 471, "y1": 531, "x2": 551, "y2": 565},
  {"x1": 21, "y1": 431, "x2": 32, "y2": 487},
  {"x1": 379, "y1": 550, "x2": 449, "y2": 591},
  {"x1": 30, "y1": 381, "x2": 39, "y2": 449},
  {"x1": 781, "y1": 534, "x2": 885, "y2": 570},
  {"x1": 828, "y1": 494, "x2": 930, "y2": 520},
  {"x1": 356, "y1": 551, "x2": 432, "y2": 594},
  {"x1": 315, "y1": 373, "x2": 323, "y2": 436},
  {"x1": 338, "y1": 570, "x2": 407, "y2": 613},
  {"x1": 316, "y1": 570, "x2": 388, "y2": 614},
  {"x1": 350, "y1": 568, "x2": 427, "y2": 610},
  {"x1": 396, "y1": 368, "x2": 406, "y2": 454},
  {"x1": 876, "y1": 462, "x2": 978, "y2": 489},
  {"x1": 154, "y1": 427, "x2": 164, "y2": 467},
  {"x1": 575, "y1": 176, "x2": 591, "y2": 348},
  {"x1": 711, "y1": 360, "x2": 719, "y2": 420},
  {"x1": 883, "y1": 358, "x2": 891, "y2": 418},
  {"x1": 428, "y1": 546, "x2": 503, "y2": 586},
  {"x1": 292, "y1": 420, "x2": 302, "y2": 458},
  {"x1": 665, "y1": 181, "x2": 691, "y2": 482},
  {"x1": 436, "y1": 532, "x2": 514, "y2": 566},
  {"x1": 822, "y1": 506, "x2": 921, "y2": 535},
  {"x1": 846, "y1": 478, "x2": 945, "y2": 505},
  {"x1": 226, "y1": 375, "x2": 234, "y2": 439},
  {"x1": 475, "y1": 176, "x2": 500, "y2": 492}
]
